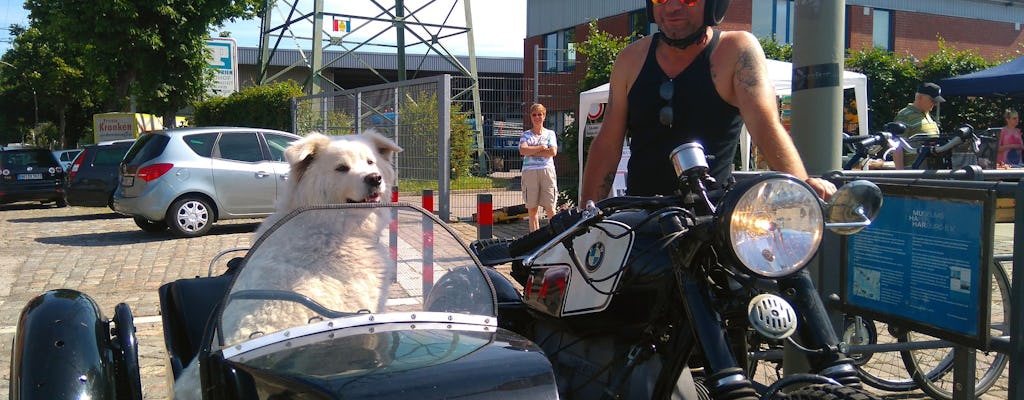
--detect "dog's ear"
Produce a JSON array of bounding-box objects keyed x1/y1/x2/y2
[
  {"x1": 361, "y1": 130, "x2": 403, "y2": 162},
  {"x1": 286, "y1": 133, "x2": 332, "y2": 182}
]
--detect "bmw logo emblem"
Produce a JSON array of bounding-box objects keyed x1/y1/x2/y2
[{"x1": 585, "y1": 242, "x2": 605, "y2": 271}]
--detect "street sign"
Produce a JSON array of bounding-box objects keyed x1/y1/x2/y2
[{"x1": 206, "y1": 37, "x2": 238, "y2": 96}]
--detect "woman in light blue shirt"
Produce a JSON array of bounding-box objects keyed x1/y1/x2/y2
[{"x1": 519, "y1": 103, "x2": 558, "y2": 232}]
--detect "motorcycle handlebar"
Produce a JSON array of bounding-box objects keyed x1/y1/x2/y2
[{"x1": 929, "y1": 124, "x2": 975, "y2": 154}]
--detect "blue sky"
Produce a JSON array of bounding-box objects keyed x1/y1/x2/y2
[{"x1": 0, "y1": 0, "x2": 526, "y2": 58}]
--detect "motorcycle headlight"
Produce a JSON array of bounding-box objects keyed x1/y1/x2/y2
[{"x1": 718, "y1": 175, "x2": 823, "y2": 278}]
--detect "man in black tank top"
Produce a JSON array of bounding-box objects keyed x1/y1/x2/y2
[{"x1": 580, "y1": 0, "x2": 835, "y2": 203}]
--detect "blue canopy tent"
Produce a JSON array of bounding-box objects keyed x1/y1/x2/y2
[{"x1": 939, "y1": 55, "x2": 1024, "y2": 97}]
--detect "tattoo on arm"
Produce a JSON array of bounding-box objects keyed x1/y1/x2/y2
[
  {"x1": 735, "y1": 49, "x2": 763, "y2": 95},
  {"x1": 598, "y1": 171, "x2": 615, "y2": 198}
]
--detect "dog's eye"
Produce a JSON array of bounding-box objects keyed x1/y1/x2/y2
[
  {"x1": 336, "y1": 164, "x2": 350, "y2": 172},
  {"x1": 367, "y1": 159, "x2": 375, "y2": 165}
]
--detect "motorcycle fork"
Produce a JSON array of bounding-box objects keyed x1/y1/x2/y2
[
  {"x1": 662, "y1": 217, "x2": 758, "y2": 399},
  {"x1": 777, "y1": 270, "x2": 862, "y2": 386}
]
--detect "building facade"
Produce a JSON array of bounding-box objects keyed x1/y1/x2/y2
[{"x1": 524, "y1": 0, "x2": 1024, "y2": 118}]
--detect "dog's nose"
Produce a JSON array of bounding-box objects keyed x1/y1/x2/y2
[{"x1": 365, "y1": 173, "x2": 382, "y2": 187}]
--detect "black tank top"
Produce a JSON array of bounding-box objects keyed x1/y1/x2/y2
[{"x1": 625, "y1": 30, "x2": 742, "y2": 196}]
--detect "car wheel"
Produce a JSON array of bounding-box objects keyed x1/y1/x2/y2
[
  {"x1": 133, "y1": 217, "x2": 167, "y2": 233},
  {"x1": 166, "y1": 196, "x2": 213, "y2": 237}
]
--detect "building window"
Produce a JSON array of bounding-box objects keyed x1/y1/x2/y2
[
  {"x1": 542, "y1": 28, "x2": 575, "y2": 73},
  {"x1": 872, "y1": 9, "x2": 893, "y2": 51},
  {"x1": 752, "y1": 0, "x2": 794, "y2": 44}
]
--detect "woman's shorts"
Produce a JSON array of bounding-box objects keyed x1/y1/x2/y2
[{"x1": 522, "y1": 167, "x2": 557, "y2": 209}]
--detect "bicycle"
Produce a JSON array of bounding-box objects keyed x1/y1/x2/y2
[
  {"x1": 907, "y1": 124, "x2": 981, "y2": 170},
  {"x1": 897, "y1": 256, "x2": 1011, "y2": 399},
  {"x1": 842, "y1": 122, "x2": 907, "y2": 171}
]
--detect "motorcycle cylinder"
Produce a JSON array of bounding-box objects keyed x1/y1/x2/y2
[{"x1": 10, "y1": 289, "x2": 119, "y2": 400}]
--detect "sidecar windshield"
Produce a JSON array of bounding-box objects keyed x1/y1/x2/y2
[{"x1": 216, "y1": 204, "x2": 497, "y2": 350}]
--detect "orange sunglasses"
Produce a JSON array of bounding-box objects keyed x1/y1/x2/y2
[{"x1": 651, "y1": 0, "x2": 698, "y2": 5}]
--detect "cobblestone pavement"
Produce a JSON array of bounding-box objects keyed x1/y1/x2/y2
[{"x1": 0, "y1": 204, "x2": 1011, "y2": 399}]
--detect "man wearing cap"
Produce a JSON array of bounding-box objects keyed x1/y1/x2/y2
[{"x1": 893, "y1": 82, "x2": 946, "y2": 168}]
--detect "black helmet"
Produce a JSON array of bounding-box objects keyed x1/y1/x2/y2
[
  {"x1": 882, "y1": 121, "x2": 907, "y2": 137},
  {"x1": 646, "y1": 0, "x2": 732, "y2": 27}
]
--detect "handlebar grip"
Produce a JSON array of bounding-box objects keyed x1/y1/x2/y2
[
  {"x1": 842, "y1": 134, "x2": 873, "y2": 144},
  {"x1": 933, "y1": 136, "x2": 964, "y2": 154},
  {"x1": 508, "y1": 225, "x2": 557, "y2": 258},
  {"x1": 507, "y1": 208, "x2": 584, "y2": 258}
]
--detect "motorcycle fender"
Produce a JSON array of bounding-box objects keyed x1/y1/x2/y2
[
  {"x1": 484, "y1": 266, "x2": 522, "y2": 304},
  {"x1": 483, "y1": 267, "x2": 533, "y2": 333},
  {"x1": 10, "y1": 289, "x2": 119, "y2": 400}
]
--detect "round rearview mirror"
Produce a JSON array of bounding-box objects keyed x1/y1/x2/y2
[{"x1": 825, "y1": 180, "x2": 883, "y2": 235}]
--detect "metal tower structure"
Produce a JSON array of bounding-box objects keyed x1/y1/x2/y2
[{"x1": 256, "y1": 0, "x2": 483, "y2": 126}]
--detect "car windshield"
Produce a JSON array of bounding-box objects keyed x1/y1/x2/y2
[
  {"x1": 216, "y1": 204, "x2": 497, "y2": 353},
  {"x1": 1, "y1": 150, "x2": 56, "y2": 169}
]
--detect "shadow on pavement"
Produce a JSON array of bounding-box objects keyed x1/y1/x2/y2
[
  {"x1": 9, "y1": 211, "x2": 128, "y2": 223},
  {"x1": 34, "y1": 222, "x2": 260, "y2": 247},
  {"x1": 0, "y1": 203, "x2": 64, "y2": 212}
]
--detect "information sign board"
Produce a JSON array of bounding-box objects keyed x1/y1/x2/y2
[
  {"x1": 841, "y1": 184, "x2": 995, "y2": 349},
  {"x1": 206, "y1": 37, "x2": 238, "y2": 96}
]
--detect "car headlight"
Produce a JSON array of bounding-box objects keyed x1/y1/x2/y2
[{"x1": 718, "y1": 175, "x2": 823, "y2": 278}]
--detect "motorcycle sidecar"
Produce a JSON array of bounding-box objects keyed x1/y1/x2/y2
[{"x1": 11, "y1": 289, "x2": 142, "y2": 400}]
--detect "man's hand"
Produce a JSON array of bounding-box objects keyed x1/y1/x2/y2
[{"x1": 805, "y1": 177, "x2": 836, "y2": 201}]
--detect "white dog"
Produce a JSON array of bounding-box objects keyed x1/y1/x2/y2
[{"x1": 173, "y1": 131, "x2": 402, "y2": 399}]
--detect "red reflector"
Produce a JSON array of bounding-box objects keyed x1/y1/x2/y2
[
  {"x1": 68, "y1": 152, "x2": 86, "y2": 183},
  {"x1": 137, "y1": 163, "x2": 173, "y2": 182}
]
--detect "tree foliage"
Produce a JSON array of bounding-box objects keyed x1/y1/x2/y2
[
  {"x1": 24, "y1": 0, "x2": 263, "y2": 121},
  {"x1": 395, "y1": 90, "x2": 474, "y2": 180},
  {"x1": 574, "y1": 20, "x2": 633, "y2": 92},
  {"x1": 193, "y1": 81, "x2": 305, "y2": 132},
  {"x1": 0, "y1": 26, "x2": 102, "y2": 147}
]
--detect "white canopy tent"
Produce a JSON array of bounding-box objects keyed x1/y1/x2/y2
[{"x1": 576, "y1": 60, "x2": 869, "y2": 195}]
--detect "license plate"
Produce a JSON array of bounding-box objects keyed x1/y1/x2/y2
[
  {"x1": 18, "y1": 173, "x2": 42, "y2": 180},
  {"x1": 121, "y1": 176, "x2": 135, "y2": 186}
]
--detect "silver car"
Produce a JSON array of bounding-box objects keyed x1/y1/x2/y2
[{"x1": 112, "y1": 127, "x2": 301, "y2": 237}]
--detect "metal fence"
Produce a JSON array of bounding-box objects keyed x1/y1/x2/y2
[
  {"x1": 292, "y1": 74, "x2": 455, "y2": 220},
  {"x1": 291, "y1": 49, "x2": 584, "y2": 224},
  {"x1": 446, "y1": 47, "x2": 581, "y2": 222}
]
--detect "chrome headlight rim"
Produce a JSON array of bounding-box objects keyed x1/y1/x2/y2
[{"x1": 716, "y1": 174, "x2": 824, "y2": 278}]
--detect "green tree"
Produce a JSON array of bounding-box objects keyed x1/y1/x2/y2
[
  {"x1": 0, "y1": 26, "x2": 102, "y2": 147},
  {"x1": 25, "y1": 0, "x2": 263, "y2": 123},
  {"x1": 845, "y1": 47, "x2": 919, "y2": 132},
  {"x1": 393, "y1": 90, "x2": 473, "y2": 180},
  {"x1": 574, "y1": 20, "x2": 633, "y2": 92},
  {"x1": 563, "y1": 20, "x2": 632, "y2": 203},
  {"x1": 194, "y1": 80, "x2": 309, "y2": 132},
  {"x1": 759, "y1": 36, "x2": 793, "y2": 62},
  {"x1": 917, "y1": 40, "x2": 999, "y2": 131}
]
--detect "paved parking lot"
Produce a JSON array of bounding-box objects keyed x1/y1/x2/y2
[{"x1": 0, "y1": 203, "x2": 1011, "y2": 399}]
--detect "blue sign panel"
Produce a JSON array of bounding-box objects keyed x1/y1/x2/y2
[{"x1": 842, "y1": 184, "x2": 993, "y2": 349}]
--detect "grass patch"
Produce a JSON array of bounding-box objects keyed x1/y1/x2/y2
[{"x1": 399, "y1": 175, "x2": 517, "y2": 193}]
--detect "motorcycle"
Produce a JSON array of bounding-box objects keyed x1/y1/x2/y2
[
  {"x1": 470, "y1": 142, "x2": 886, "y2": 399},
  {"x1": 10, "y1": 204, "x2": 560, "y2": 399}
]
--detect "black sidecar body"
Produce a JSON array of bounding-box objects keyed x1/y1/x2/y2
[{"x1": 10, "y1": 204, "x2": 557, "y2": 399}]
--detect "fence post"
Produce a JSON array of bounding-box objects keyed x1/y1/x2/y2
[
  {"x1": 422, "y1": 189, "x2": 434, "y2": 296},
  {"x1": 477, "y1": 193, "x2": 493, "y2": 240},
  {"x1": 389, "y1": 186, "x2": 398, "y2": 282},
  {"x1": 1010, "y1": 179, "x2": 1024, "y2": 399}
]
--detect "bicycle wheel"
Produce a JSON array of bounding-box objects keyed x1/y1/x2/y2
[
  {"x1": 843, "y1": 317, "x2": 920, "y2": 392},
  {"x1": 899, "y1": 260, "x2": 1010, "y2": 399}
]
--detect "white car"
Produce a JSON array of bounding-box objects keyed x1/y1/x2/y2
[{"x1": 52, "y1": 149, "x2": 82, "y2": 171}]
